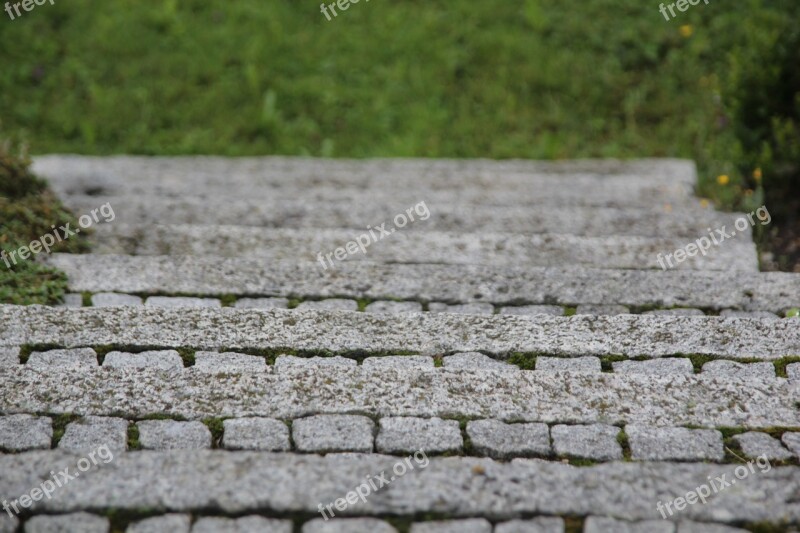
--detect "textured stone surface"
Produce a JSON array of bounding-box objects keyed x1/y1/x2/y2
[
  {"x1": 583, "y1": 517, "x2": 673, "y2": 533},
  {"x1": 643, "y1": 308, "x2": 705, "y2": 316},
  {"x1": 28, "y1": 348, "x2": 97, "y2": 369},
  {"x1": 58, "y1": 416, "x2": 128, "y2": 452},
  {"x1": 145, "y1": 296, "x2": 221, "y2": 308},
  {"x1": 1, "y1": 366, "x2": 798, "y2": 428},
  {"x1": 234, "y1": 297, "x2": 289, "y2": 309},
  {"x1": 126, "y1": 514, "x2": 191, "y2": 533},
  {"x1": 365, "y1": 301, "x2": 424, "y2": 314},
  {"x1": 46, "y1": 254, "x2": 800, "y2": 312},
  {"x1": 362, "y1": 356, "x2": 434, "y2": 370},
  {"x1": 731, "y1": 432, "x2": 794, "y2": 461},
  {"x1": 274, "y1": 355, "x2": 357, "y2": 370},
  {"x1": 676, "y1": 523, "x2": 749, "y2": 533},
  {"x1": 626, "y1": 425, "x2": 724, "y2": 462},
  {"x1": 103, "y1": 350, "x2": 183, "y2": 369},
  {"x1": 0, "y1": 516, "x2": 16, "y2": 533},
  {"x1": 9, "y1": 306, "x2": 797, "y2": 360},
  {"x1": 442, "y1": 352, "x2": 511, "y2": 369},
  {"x1": 612, "y1": 359, "x2": 694, "y2": 375},
  {"x1": 91, "y1": 292, "x2": 143, "y2": 307},
  {"x1": 293, "y1": 415, "x2": 374, "y2": 453},
  {"x1": 536, "y1": 357, "x2": 601, "y2": 374},
  {"x1": 576, "y1": 305, "x2": 630, "y2": 315},
  {"x1": 429, "y1": 303, "x2": 495, "y2": 315},
  {"x1": 409, "y1": 519, "x2": 492, "y2": 533},
  {"x1": 222, "y1": 418, "x2": 290, "y2": 451},
  {"x1": 25, "y1": 513, "x2": 110, "y2": 533},
  {"x1": 137, "y1": 420, "x2": 211, "y2": 450},
  {"x1": 0, "y1": 414, "x2": 52, "y2": 451},
  {"x1": 0, "y1": 347, "x2": 18, "y2": 365},
  {"x1": 494, "y1": 518, "x2": 565, "y2": 533},
  {"x1": 499, "y1": 305, "x2": 564, "y2": 316},
  {"x1": 551, "y1": 424, "x2": 622, "y2": 461},
  {"x1": 701, "y1": 360, "x2": 776, "y2": 379},
  {"x1": 57, "y1": 293, "x2": 84, "y2": 308},
  {"x1": 296, "y1": 299, "x2": 358, "y2": 312},
  {"x1": 302, "y1": 518, "x2": 397, "y2": 533},
  {"x1": 191, "y1": 516, "x2": 292, "y2": 533},
  {"x1": 377, "y1": 417, "x2": 462, "y2": 454},
  {"x1": 466, "y1": 419, "x2": 550, "y2": 459},
  {"x1": 194, "y1": 352, "x2": 267, "y2": 371},
  {"x1": 1, "y1": 451, "x2": 799, "y2": 521},
  {"x1": 719, "y1": 310, "x2": 780, "y2": 319},
  {"x1": 788, "y1": 363, "x2": 800, "y2": 381},
  {"x1": 782, "y1": 432, "x2": 800, "y2": 458}
]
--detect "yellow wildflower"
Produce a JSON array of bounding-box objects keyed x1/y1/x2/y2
[
  {"x1": 717, "y1": 175, "x2": 730, "y2": 186},
  {"x1": 680, "y1": 25, "x2": 693, "y2": 38},
  {"x1": 753, "y1": 168, "x2": 762, "y2": 182}
]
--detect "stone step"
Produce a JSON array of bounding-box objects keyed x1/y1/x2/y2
[
  {"x1": 0, "y1": 365, "x2": 796, "y2": 426},
  {"x1": 87, "y1": 225, "x2": 758, "y2": 271},
  {"x1": 0, "y1": 450, "x2": 796, "y2": 524},
  {"x1": 59, "y1": 194, "x2": 746, "y2": 238},
  {"x1": 33, "y1": 156, "x2": 696, "y2": 209},
  {"x1": 44, "y1": 254, "x2": 800, "y2": 312},
  {"x1": 2, "y1": 306, "x2": 799, "y2": 359}
]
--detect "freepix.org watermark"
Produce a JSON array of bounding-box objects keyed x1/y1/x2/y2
[
  {"x1": 656, "y1": 205, "x2": 770, "y2": 270},
  {"x1": 317, "y1": 450, "x2": 429, "y2": 520},
  {"x1": 1, "y1": 202, "x2": 115, "y2": 269},
  {"x1": 4, "y1": 0, "x2": 55, "y2": 21},
  {"x1": 656, "y1": 454, "x2": 772, "y2": 519},
  {"x1": 320, "y1": 0, "x2": 369, "y2": 22},
  {"x1": 658, "y1": 0, "x2": 710, "y2": 21},
  {"x1": 3, "y1": 444, "x2": 114, "y2": 518},
  {"x1": 316, "y1": 201, "x2": 430, "y2": 270}
]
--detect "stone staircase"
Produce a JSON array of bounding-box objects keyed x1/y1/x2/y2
[{"x1": 1, "y1": 156, "x2": 799, "y2": 533}]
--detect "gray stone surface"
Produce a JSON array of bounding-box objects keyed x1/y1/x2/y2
[
  {"x1": 583, "y1": 517, "x2": 674, "y2": 533},
  {"x1": 191, "y1": 516, "x2": 292, "y2": 533},
  {"x1": 494, "y1": 518, "x2": 565, "y2": 533},
  {"x1": 136, "y1": 420, "x2": 211, "y2": 450},
  {"x1": 719, "y1": 310, "x2": 780, "y2": 319},
  {"x1": 442, "y1": 352, "x2": 511, "y2": 369},
  {"x1": 296, "y1": 299, "x2": 358, "y2": 312},
  {"x1": 429, "y1": 303, "x2": 495, "y2": 315},
  {"x1": 234, "y1": 297, "x2": 289, "y2": 309},
  {"x1": 274, "y1": 355, "x2": 357, "y2": 370},
  {"x1": 91, "y1": 292, "x2": 143, "y2": 307},
  {"x1": 25, "y1": 513, "x2": 109, "y2": 533},
  {"x1": 576, "y1": 305, "x2": 630, "y2": 315},
  {"x1": 1, "y1": 451, "x2": 800, "y2": 522},
  {"x1": 302, "y1": 518, "x2": 397, "y2": 533},
  {"x1": 781, "y1": 432, "x2": 800, "y2": 458},
  {"x1": 536, "y1": 356, "x2": 601, "y2": 374},
  {"x1": 612, "y1": 358, "x2": 694, "y2": 375},
  {"x1": 0, "y1": 414, "x2": 52, "y2": 451},
  {"x1": 126, "y1": 514, "x2": 191, "y2": 533},
  {"x1": 362, "y1": 356, "x2": 434, "y2": 370},
  {"x1": 222, "y1": 418, "x2": 290, "y2": 451},
  {"x1": 46, "y1": 254, "x2": 800, "y2": 312},
  {"x1": 28, "y1": 348, "x2": 98, "y2": 369},
  {"x1": 293, "y1": 415, "x2": 374, "y2": 453},
  {"x1": 466, "y1": 419, "x2": 550, "y2": 459},
  {"x1": 551, "y1": 424, "x2": 622, "y2": 461},
  {"x1": 103, "y1": 350, "x2": 184, "y2": 370},
  {"x1": 58, "y1": 416, "x2": 128, "y2": 452},
  {"x1": 194, "y1": 352, "x2": 267, "y2": 371},
  {"x1": 786, "y1": 363, "x2": 800, "y2": 381},
  {"x1": 377, "y1": 417, "x2": 462, "y2": 454},
  {"x1": 145, "y1": 296, "x2": 221, "y2": 308},
  {"x1": 731, "y1": 432, "x2": 794, "y2": 461},
  {"x1": 0, "y1": 346, "x2": 18, "y2": 365},
  {"x1": 57, "y1": 293, "x2": 83, "y2": 308},
  {"x1": 0, "y1": 516, "x2": 16, "y2": 533},
  {"x1": 410, "y1": 519, "x2": 492, "y2": 533},
  {"x1": 626, "y1": 425, "x2": 724, "y2": 462},
  {"x1": 701, "y1": 360, "x2": 776, "y2": 379},
  {"x1": 643, "y1": 308, "x2": 705, "y2": 316},
  {"x1": 2, "y1": 366, "x2": 798, "y2": 428},
  {"x1": 677, "y1": 523, "x2": 750, "y2": 533},
  {"x1": 499, "y1": 305, "x2": 564, "y2": 316},
  {"x1": 365, "y1": 301, "x2": 423, "y2": 314}
]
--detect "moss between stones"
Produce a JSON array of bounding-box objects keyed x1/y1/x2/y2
[
  {"x1": 202, "y1": 417, "x2": 226, "y2": 448},
  {"x1": 49, "y1": 413, "x2": 80, "y2": 447},
  {"x1": 18, "y1": 344, "x2": 62, "y2": 364},
  {"x1": 126, "y1": 425, "x2": 141, "y2": 451},
  {"x1": 775, "y1": 356, "x2": 800, "y2": 378}
]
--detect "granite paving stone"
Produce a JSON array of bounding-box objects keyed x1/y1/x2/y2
[
  {"x1": 136, "y1": 420, "x2": 211, "y2": 450},
  {"x1": 612, "y1": 359, "x2": 693, "y2": 375},
  {"x1": 781, "y1": 432, "x2": 800, "y2": 458},
  {"x1": 701, "y1": 360, "x2": 776, "y2": 379},
  {"x1": 494, "y1": 518, "x2": 565, "y2": 533},
  {"x1": 103, "y1": 350, "x2": 183, "y2": 370},
  {"x1": 126, "y1": 514, "x2": 191, "y2": 533},
  {"x1": 731, "y1": 432, "x2": 794, "y2": 461},
  {"x1": 24, "y1": 513, "x2": 110, "y2": 533},
  {"x1": 428, "y1": 303, "x2": 495, "y2": 315},
  {"x1": 145, "y1": 296, "x2": 221, "y2": 308},
  {"x1": 191, "y1": 516, "x2": 292, "y2": 533},
  {"x1": 296, "y1": 299, "x2": 358, "y2": 312},
  {"x1": 222, "y1": 418, "x2": 291, "y2": 451},
  {"x1": 302, "y1": 518, "x2": 398, "y2": 533},
  {"x1": 466, "y1": 419, "x2": 550, "y2": 459},
  {"x1": 719, "y1": 310, "x2": 780, "y2": 319},
  {"x1": 0, "y1": 414, "x2": 52, "y2": 452},
  {"x1": 27, "y1": 348, "x2": 98, "y2": 369},
  {"x1": 0, "y1": 347, "x2": 18, "y2": 366},
  {"x1": 551, "y1": 424, "x2": 622, "y2": 461},
  {"x1": 234, "y1": 297, "x2": 289, "y2": 309},
  {"x1": 626, "y1": 425, "x2": 724, "y2": 461},
  {"x1": 442, "y1": 352, "x2": 511, "y2": 369},
  {"x1": 0, "y1": 516, "x2": 16, "y2": 533},
  {"x1": 576, "y1": 305, "x2": 630, "y2": 315},
  {"x1": 361, "y1": 356, "x2": 434, "y2": 370},
  {"x1": 376, "y1": 417, "x2": 462, "y2": 454},
  {"x1": 91, "y1": 292, "x2": 143, "y2": 307},
  {"x1": 643, "y1": 309, "x2": 704, "y2": 317},
  {"x1": 536, "y1": 356, "x2": 601, "y2": 374},
  {"x1": 499, "y1": 305, "x2": 564, "y2": 316},
  {"x1": 57, "y1": 293, "x2": 83, "y2": 308},
  {"x1": 583, "y1": 516, "x2": 674, "y2": 533},
  {"x1": 58, "y1": 416, "x2": 128, "y2": 452},
  {"x1": 409, "y1": 519, "x2": 492, "y2": 533},
  {"x1": 194, "y1": 352, "x2": 267, "y2": 371},
  {"x1": 676, "y1": 523, "x2": 750, "y2": 533},
  {"x1": 274, "y1": 355, "x2": 357, "y2": 370},
  {"x1": 365, "y1": 301, "x2": 423, "y2": 314},
  {"x1": 292, "y1": 415, "x2": 374, "y2": 453},
  {"x1": 786, "y1": 363, "x2": 800, "y2": 381}
]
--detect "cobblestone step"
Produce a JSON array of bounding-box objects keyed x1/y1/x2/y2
[
  {"x1": 87, "y1": 224, "x2": 758, "y2": 271},
  {"x1": 44, "y1": 254, "x2": 800, "y2": 312},
  {"x1": 0, "y1": 451, "x2": 796, "y2": 524},
  {"x1": 2, "y1": 306, "x2": 798, "y2": 359}
]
